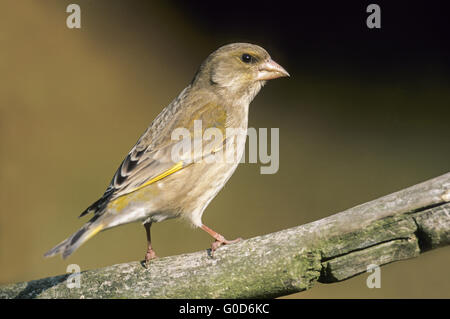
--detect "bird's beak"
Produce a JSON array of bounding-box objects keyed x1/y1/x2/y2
[{"x1": 257, "y1": 59, "x2": 290, "y2": 81}]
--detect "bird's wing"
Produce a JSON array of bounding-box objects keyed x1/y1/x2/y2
[{"x1": 80, "y1": 97, "x2": 229, "y2": 217}]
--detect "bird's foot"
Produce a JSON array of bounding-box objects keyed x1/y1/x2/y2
[
  {"x1": 144, "y1": 249, "x2": 158, "y2": 268},
  {"x1": 201, "y1": 224, "x2": 242, "y2": 257},
  {"x1": 210, "y1": 236, "x2": 242, "y2": 257}
]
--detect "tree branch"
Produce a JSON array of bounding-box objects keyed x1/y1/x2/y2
[{"x1": 1, "y1": 173, "x2": 449, "y2": 299}]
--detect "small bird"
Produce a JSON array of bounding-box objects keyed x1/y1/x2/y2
[{"x1": 44, "y1": 43, "x2": 289, "y2": 263}]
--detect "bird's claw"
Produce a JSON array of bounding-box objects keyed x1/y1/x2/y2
[
  {"x1": 143, "y1": 249, "x2": 158, "y2": 268},
  {"x1": 210, "y1": 237, "x2": 242, "y2": 257}
]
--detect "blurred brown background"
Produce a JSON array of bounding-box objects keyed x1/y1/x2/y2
[{"x1": 1, "y1": 1, "x2": 449, "y2": 298}]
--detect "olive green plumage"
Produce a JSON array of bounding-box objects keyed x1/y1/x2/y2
[{"x1": 45, "y1": 43, "x2": 289, "y2": 259}]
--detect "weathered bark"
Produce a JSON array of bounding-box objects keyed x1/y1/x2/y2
[{"x1": 1, "y1": 173, "x2": 449, "y2": 299}]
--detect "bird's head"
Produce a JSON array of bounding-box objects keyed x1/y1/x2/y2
[{"x1": 192, "y1": 43, "x2": 289, "y2": 103}]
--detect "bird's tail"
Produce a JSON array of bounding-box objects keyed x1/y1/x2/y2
[{"x1": 44, "y1": 219, "x2": 105, "y2": 259}]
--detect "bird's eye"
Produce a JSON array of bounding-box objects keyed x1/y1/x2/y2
[{"x1": 241, "y1": 53, "x2": 254, "y2": 63}]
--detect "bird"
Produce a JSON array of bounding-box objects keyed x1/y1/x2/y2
[{"x1": 44, "y1": 43, "x2": 289, "y2": 264}]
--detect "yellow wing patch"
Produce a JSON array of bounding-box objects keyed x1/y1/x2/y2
[
  {"x1": 109, "y1": 161, "x2": 184, "y2": 211},
  {"x1": 84, "y1": 224, "x2": 104, "y2": 242},
  {"x1": 137, "y1": 161, "x2": 184, "y2": 191}
]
